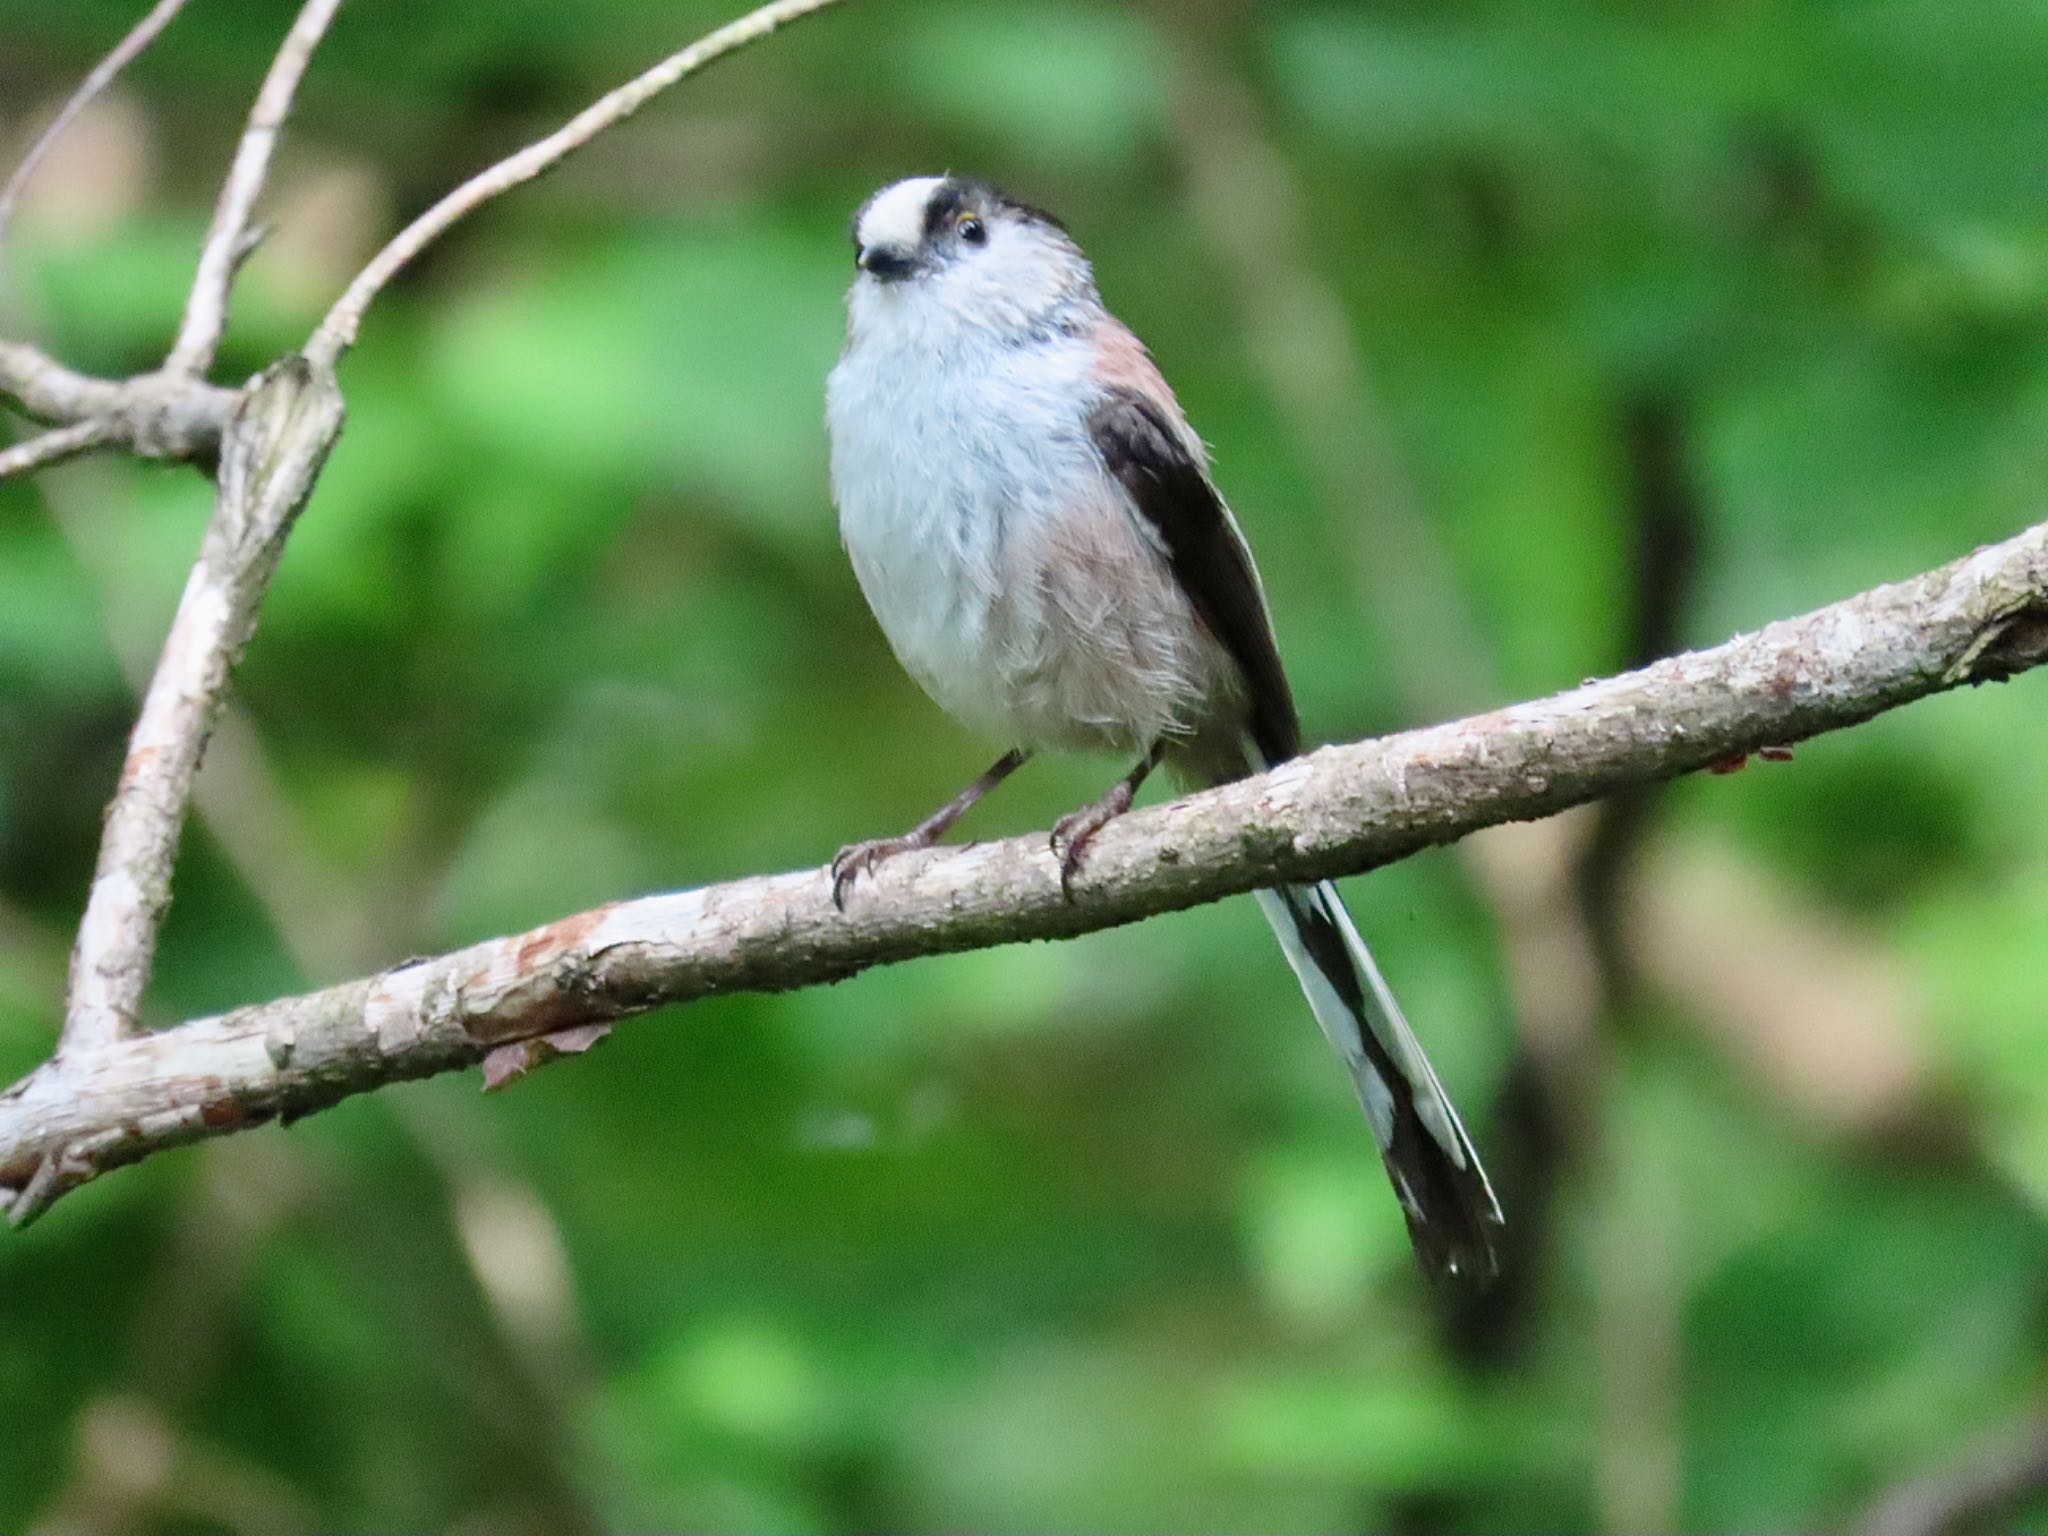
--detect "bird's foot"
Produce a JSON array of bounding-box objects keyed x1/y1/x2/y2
[
  {"x1": 830, "y1": 832, "x2": 935, "y2": 910},
  {"x1": 1049, "y1": 782, "x2": 1137, "y2": 899}
]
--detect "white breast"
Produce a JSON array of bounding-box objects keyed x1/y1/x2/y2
[{"x1": 827, "y1": 304, "x2": 1222, "y2": 757}]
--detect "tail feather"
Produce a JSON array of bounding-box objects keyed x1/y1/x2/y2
[{"x1": 1254, "y1": 881, "x2": 1504, "y2": 1282}]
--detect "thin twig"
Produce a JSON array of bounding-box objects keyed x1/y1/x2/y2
[
  {"x1": 0, "y1": 339, "x2": 236, "y2": 462},
  {"x1": 165, "y1": 0, "x2": 346, "y2": 376},
  {"x1": 0, "y1": 419, "x2": 110, "y2": 480},
  {"x1": 303, "y1": 0, "x2": 851, "y2": 368},
  {"x1": 5, "y1": 517, "x2": 2045, "y2": 1220},
  {"x1": 0, "y1": 0, "x2": 194, "y2": 261},
  {"x1": 58, "y1": 359, "x2": 344, "y2": 1056}
]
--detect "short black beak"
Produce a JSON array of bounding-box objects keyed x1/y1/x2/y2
[{"x1": 857, "y1": 243, "x2": 917, "y2": 281}]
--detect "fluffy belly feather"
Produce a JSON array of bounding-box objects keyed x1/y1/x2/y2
[{"x1": 828, "y1": 342, "x2": 1226, "y2": 757}]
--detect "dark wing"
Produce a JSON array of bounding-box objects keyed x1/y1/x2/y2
[{"x1": 1088, "y1": 388, "x2": 1301, "y2": 766}]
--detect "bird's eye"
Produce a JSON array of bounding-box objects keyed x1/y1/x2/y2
[{"x1": 958, "y1": 216, "x2": 987, "y2": 245}]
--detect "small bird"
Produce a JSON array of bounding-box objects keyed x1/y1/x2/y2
[{"x1": 824, "y1": 175, "x2": 1503, "y2": 1281}]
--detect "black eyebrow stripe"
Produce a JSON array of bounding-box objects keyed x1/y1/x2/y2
[
  {"x1": 948, "y1": 176, "x2": 1069, "y2": 234},
  {"x1": 922, "y1": 180, "x2": 971, "y2": 239}
]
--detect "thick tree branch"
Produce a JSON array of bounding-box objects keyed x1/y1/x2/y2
[
  {"x1": 302, "y1": 0, "x2": 850, "y2": 367},
  {"x1": 0, "y1": 0, "x2": 193, "y2": 258},
  {"x1": 5, "y1": 519, "x2": 2043, "y2": 1223},
  {"x1": 165, "y1": 0, "x2": 345, "y2": 376},
  {"x1": 58, "y1": 360, "x2": 343, "y2": 1055}
]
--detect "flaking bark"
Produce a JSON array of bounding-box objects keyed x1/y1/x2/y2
[{"x1": 4, "y1": 518, "x2": 2043, "y2": 1222}]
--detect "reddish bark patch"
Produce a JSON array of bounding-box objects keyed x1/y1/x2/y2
[
  {"x1": 117, "y1": 744, "x2": 160, "y2": 790},
  {"x1": 200, "y1": 1098, "x2": 249, "y2": 1127},
  {"x1": 512, "y1": 904, "x2": 613, "y2": 972}
]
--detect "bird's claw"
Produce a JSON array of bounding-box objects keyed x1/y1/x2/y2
[
  {"x1": 830, "y1": 835, "x2": 925, "y2": 910},
  {"x1": 1048, "y1": 795, "x2": 1129, "y2": 900}
]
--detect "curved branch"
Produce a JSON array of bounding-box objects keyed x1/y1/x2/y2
[
  {"x1": 5, "y1": 519, "x2": 2044, "y2": 1222},
  {"x1": 302, "y1": 0, "x2": 851, "y2": 368},
  {"x1": 0, "y1": 0, "x2": 846, "y2": 475}
]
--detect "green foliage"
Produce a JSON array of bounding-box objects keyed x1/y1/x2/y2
[{"x1": 1, "y1": 0, "x2": 2045, "y2": 1530}]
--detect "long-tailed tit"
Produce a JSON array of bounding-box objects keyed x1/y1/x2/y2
[{"x1": 825, "y1": 175, "x2": 1503, "y2": 1281}]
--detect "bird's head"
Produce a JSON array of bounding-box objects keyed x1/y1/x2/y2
[{"x1": 846, "y1": 175, "x2": 1093, "y2": 341}]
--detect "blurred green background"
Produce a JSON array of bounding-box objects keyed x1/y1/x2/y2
[{"x1": 3, "y1": 0, "x2": 2047, "y2": 1530}]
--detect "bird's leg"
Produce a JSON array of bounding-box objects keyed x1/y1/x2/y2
[
  {"x1": 832, "y1": 748, "x2": 1030, "y2": 909},
  {"x1": 1049, "y1": 741, "x2": 1166, "y2": 898}
]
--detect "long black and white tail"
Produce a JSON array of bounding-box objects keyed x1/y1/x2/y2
[{"x1": 1254, "y1": 880, "x2": 1503, "y2": 1282}]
